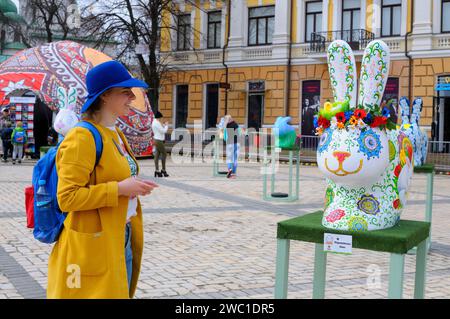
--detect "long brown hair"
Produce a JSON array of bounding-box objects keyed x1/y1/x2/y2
[{"x1": 82, "y1": 97, "x2": 102, "y2": 120}]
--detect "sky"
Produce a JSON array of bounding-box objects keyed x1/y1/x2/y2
[{"x1": 11, "y1": 0, "x2": 20, "y2": 13}]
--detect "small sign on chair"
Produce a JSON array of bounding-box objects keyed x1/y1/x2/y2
[{"x1": 324, "y1": 233, "x2": 352, "y2": 255}]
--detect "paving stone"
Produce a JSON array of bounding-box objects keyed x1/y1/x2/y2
[{"x1": 1, "y1": 159, "x2": 450, "y2": 298}]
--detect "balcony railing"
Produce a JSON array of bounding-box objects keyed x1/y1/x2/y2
[{"x1": 309, "y1": 29, "x2": 375, "y2": 53}]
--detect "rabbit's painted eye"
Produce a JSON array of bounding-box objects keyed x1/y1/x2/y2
[
  {"x1": 357, "y1": 129, "x2": 382, "y2": 159},
  {"x1": 318, "y1": 129, "x2": 333, "y2": 153}
]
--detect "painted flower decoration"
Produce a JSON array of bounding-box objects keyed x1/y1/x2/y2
[
  {"x1": 325, "y1": 187, "x2": 334, "y2": 208},
  {"x1": 348, "y1": 216, "x2": 368, "y2": 231},
  {"x1": 314, "y1": 100, "x2": 396, "y2": 134},
  {"x1": 349, "y1": 116, "x2": 358, "y2": 126},
  {"x1": 363, "y1": 112, "x2": 374, "y2": 125},
  {"x1": 393, "y1": 198, "x2": 400, "y2": 209},
  {"x1": 326, "y1": 209, "x2": 345, "y2": 223},
  {"x1": 318, "y1": 128, "x2": 333, "y2": 153},
  {"x1": 357, "y1": 128, "x2": 383, "y2": 159},
  {"x1": 357, "y1": 194, "x2": 381, "y2": 215},
  {"x1": 318, "y1": 116, "x2": 330, "y2": 129},
  {"x1": 394, "y1": 164, "x2": 402, "y2": 177},
  {"x1": 335, "y1": 112, "x2": 346, "y2": 123},
  {"x1": 370, "y1": 116, "x2": 388, "y2": 128},
  {"x1": 389, "y1": 140, "x2": 396, "y2": 162},
  {"x1": 354, "y1": 109, "x2": 367, "y2": 119},
  {"x1": 344, "y1": 111, "x2": 353, "y2": 121}
]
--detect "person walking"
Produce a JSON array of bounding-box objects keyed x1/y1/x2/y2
[
  {"x1": 1, "y1": 122, "x2": 13, "y2": 162},
  {"x1": 151, "y1": 111, "x2": 169, "y2": 177},
  {"x1": 11, "y1": 121, "x2": 27, "y2": 164},
  {"x1": 223, "y1": 115, "x2": 241, "y2": 178},
  {"x1": 47, "y1": 60, "x2": 157, "y2": 299},
  {"x1": 0, "y1": 108, "x2": 11, "y2": 129}
]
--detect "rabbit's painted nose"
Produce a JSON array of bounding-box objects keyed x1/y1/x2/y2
[{"x1": 333, "y1": 151, "x2": 351, "y2": 163}]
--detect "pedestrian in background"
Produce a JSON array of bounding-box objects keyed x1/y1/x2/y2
[
  {"x1": 151, "y1": 111, "x2": 169, "y2": 177},
  {"x1": 223, "y1": 115, "x2": 241, "y2": 178},
  {"x1": 1, "y1": 121, "x2": 13, "y2": 162},
  {"x1": 0, "y1": 108, "x2": 11, "y2": 129},
  {"x1": 11, "y1": 121, "x2": 27, "y2": 164}
]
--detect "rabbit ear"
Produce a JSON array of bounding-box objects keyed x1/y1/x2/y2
[
  {"x1": 358, "y1": 40, "x2": 390, "y2": 110},
  {"x1": 399, "y1": 97, "x2": 410, "y2": 124},
  {"x1": 327, "y1": 40, "x2": 357, "y2": 108},
  {"x1": 57, "y1": 86, "x2": 68, "y2": 110},
  {"x1": 412, "y1": 97, "x2": 423, "y2": 123},
  {"x1": 67, "y1": 87, "x2": 77, "y2": 111}
]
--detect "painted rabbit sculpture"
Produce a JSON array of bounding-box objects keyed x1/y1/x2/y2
[
  {"x1": 399, "y1": 97, "x2": 428, "y2": 167},
  {"x1": 315, "y1": 40, "x2": 414, "y2": 231},
  {"x1": 53, "y1": 87, "x2": 79, "y2": 136},
  {"x1": 274, "y1": 116, "x2": 298, "y2": 149}
]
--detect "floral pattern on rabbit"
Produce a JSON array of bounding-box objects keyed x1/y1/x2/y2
[
  {"x1": 316, "y1": 40, "x2": 414, "y2": 231},
  {"x1": 411, "y1": 98, "x2": 428, "y2": 166},
  {"x1": 398, "y1": 97, "x2": 428, "y2": 167}
]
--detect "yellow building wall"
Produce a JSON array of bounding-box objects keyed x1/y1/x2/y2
[
  {"x1": 159, "y1": 1, "x2": 443, "y2": 131},
  {"x1": 161, "y1": 1, "x2": 228, "y2": 52},
  {"x1": 366, "y1": 0, "x2": 373, "y2": 32},
  {"x1": 160, "y1": 66, "x2": 291, "y2": 126},
  {"x1": 328, "y1": 0, "x2": 333, "y2": 35},
  {"x1": 160, "y1": 57, "x2": 447, "y2": 131},
  {"x1": 247, "y1": 0, "x2": 275, "y2": 7},
  {"x1": 194, "y1": 1, "x2": 201, "y2": 49}
]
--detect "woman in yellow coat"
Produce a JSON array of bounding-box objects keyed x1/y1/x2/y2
[{"x1": 47, "y1": 61, "x2": 156, "y2": 298}]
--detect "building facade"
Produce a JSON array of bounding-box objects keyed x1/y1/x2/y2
[{"x1": 160, "y1": 0, "x2": 450, "y2": 143}]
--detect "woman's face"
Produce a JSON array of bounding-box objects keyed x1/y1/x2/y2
[{"x1": 101, "y1": 87, "x2": 136, "y2": 117}]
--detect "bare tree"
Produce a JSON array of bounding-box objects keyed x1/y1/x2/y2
[
  {"x1": 5, "y1": 0, "x2": 80, "y2": 48},
  {"x1": 81, "y1": 0, "x2": 201, "y2": 112}
]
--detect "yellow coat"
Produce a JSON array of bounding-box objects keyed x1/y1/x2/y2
[{"x1": 47, "y1": 121, "x2": 144, "y2": 299}]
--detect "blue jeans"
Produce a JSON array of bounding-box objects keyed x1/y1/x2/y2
[
  {"x1": 226, "y1": 143, "x2": 240, "y2": 173},
  {"x1": 125, "y1": 222, "x2": 133, "y2": 290}
]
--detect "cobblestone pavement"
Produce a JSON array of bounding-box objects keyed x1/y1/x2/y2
[{"x1": 1, "y1": 156, "x2": 450, "y2": 299}]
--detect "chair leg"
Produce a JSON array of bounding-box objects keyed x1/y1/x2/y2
[
  {"x1": 425, "y1": 172, "x2": 434, "y2": 251},
  {"x1": 388, "y1": 253, "x2": 405, "y2": 299},
  {"x1": 414, "y1": 239, "x2": 428, "y2": 299},
  {"x1": 274, "y1": 239, "x2": 290, "y2": 299},
  {"x1": 313, "y1": 243, "x2": 327, "y2": 299}
]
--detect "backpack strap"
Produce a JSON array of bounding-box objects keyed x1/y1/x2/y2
[{"x1": 75, "y1": 121, "x2": 103, "y2": 167}]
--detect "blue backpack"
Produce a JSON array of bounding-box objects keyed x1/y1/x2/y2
[
  {"x1": 32, "y1": 122, "x2": 103, "y2": 244},
  {"x1": 13, "y1": 130, "x2": 26, "y2": 144}
]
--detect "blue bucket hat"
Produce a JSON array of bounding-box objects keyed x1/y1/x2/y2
[{"x1": 81, "y1": 60, "x2": 149, "y2": 113}]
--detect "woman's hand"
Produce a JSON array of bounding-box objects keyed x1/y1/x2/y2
[{"x1": 118, "y1": 177, "x2": 158, "y2": 197}]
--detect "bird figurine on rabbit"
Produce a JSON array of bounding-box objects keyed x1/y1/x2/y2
[
  {"x1": 315, "y1": 40, "x2": 414, "y2": 231},
  {"x1": 53, "y1": 87, "x2": 80, "y2": 137},
  {"x1": 274, "y1": 116, "x2": 299, "y2": 149}
]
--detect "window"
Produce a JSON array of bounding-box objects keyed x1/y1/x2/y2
[
  {"x1": 177, "y1": 14, "x2": 191, "y2": 51},
  {"x1": 341, "y1": 0, "x2": 360, "y2": 42},
  {"x1": 442, "y1": 0, "x2": 450, "y2": 32},
  {"x1": 305, "y1": 1, "x2": 323, "y2": 42},
  {"x1": 205, "y1": 84, "x2": 219, "y2": 129},
  {"x1": 381, "y1": 0, "x2": 401, "y2": 37},
  {"x1": 247, "y1": 81, "x2": 265, "y2": 130},
  {"x1": 207, "y1": 11, "x2": 222, "y2": 49},
  {"x1": 175, "y1": 85, "x2": 189, "y2": 128},
  {"x1": 248, "y1": 6, "x2": 275, "y2": 46}
]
